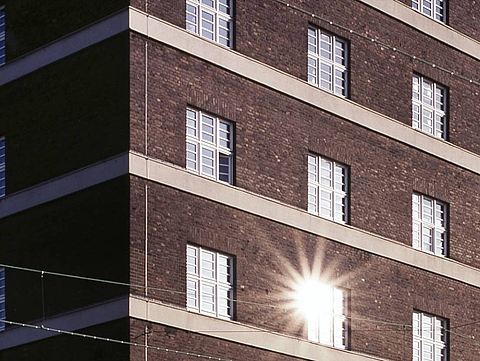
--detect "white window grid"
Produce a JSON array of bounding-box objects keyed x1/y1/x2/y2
[
  {"x1": 308, "y1": 154, "x2": 348, "y2": 223},
  {"x1": 186, "y1": 0, "x2": 233, "y2": 48},
  {"x1": 413, "y1": 311, "x2": 447, "y2": 361},
  {"x1": 0, "y1": 268, "x2": 4, "y2": 331},
  {"x1": 412, "y1": 0, "x2": 446, "y2": 23},
  {"x1": 308, "y1": 286, "x2": 348, "y2": 349},
  {"x1": 186, "y1": 108, "x2": 233, "y2": 184},
  {"x1": 0, "y1": 137, "x2": 5, "y2": 198},
  {"x1": 412, "y1": 193, "x2": 447, "y2": 257},
  {"x1": 308, "y1": 27, "x2": 348, "y2": 97},
  {"x1": 186, "y1": 245, "x2": 234, "y2": 320},
  {"x1": 0, "y1": 6, "x2": 5, "y2": 66},
  {"x1": 412, "y1": 75, "x2": 447, "y2": 139}
]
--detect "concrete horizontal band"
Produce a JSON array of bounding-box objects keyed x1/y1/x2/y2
[
  {"x1": 0, "y1": 297, "x2": 129, "y2": 349},
  {"x1": 129, "y1": 8, "x2": 480, "y2": 177},
  {"x1": 1, "y1": 8, "x2": 480, "y2": 173},
  {"x1": 0, "y1": 9, "x2": 129, "y2": 87},
  {"x1": 0, "y1": 295, "x2": 385, "y2": 360},
  {"x1": 1, "y1": 152, "x2": 480, "y2": 288},
  {"x1": 358, "y1": 0, "x2": 480, "y2": 60},
  {"x1": 130, "y1": 296, "x2": 387, "y2": 361},
  {"x1": 0, "y1": 153, "x2": 129, "y2": 218},
  {"x1": 130, "y1": 152, "x2": 480, "y2": 289}
]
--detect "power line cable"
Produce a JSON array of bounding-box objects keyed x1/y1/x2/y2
[
  {"x1": 1, "y1": 263, "x2": 480, "y2": 346},
  {"x1": 1, "y1": 319, "x2": 232, "y2": 361},
  {"x1": 272, "y1": 0, "x2": 480, "y2": 87}
]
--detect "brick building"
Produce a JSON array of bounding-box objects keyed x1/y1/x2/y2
[{"x1": 0, "y1": 0, "x2": 479, "y2": 360}]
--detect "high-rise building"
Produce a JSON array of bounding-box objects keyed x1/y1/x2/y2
[{"x1": 1, "y1": 0, "x2": 480, "y2": 360}]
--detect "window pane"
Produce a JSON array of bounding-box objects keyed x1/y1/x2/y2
[
  {"x1": 187, "y1": 0, "x2": 233, "y2": 47},
  {"x1": 201, "y1": 251, "x2": 215, "y2": 279},
  {"x1": 201, "y1": 284, "x2": 215, "y2": 313},
  {"x1": 186, "y1": 110, "x2": 234, "y2": 184},
  {"x1": 186, "y1": 246, "x2": 233, "y2": 319}
]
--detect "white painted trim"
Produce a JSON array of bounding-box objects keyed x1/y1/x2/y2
[
  {"x1": 130, "y1": 10, "x2": 480, "y2": 176},
  {"x1": 357, "y1": 0, "x2": 480, "y2": 60},
  {"x1": 130, "y1": 296, "x2": 388, "y2": 361},
  {"x1": 0, "y1": 9, "x2": 129, "y2": 86},
  {"x1": 0, "y1": 153, "x2": 129, "y2": 218},
  {"x1": 0, "y1": 297, "x2": 128, "y2": 349},
  {"x1": 130, "y1": 152, "x2": 480, "y2": 289}
]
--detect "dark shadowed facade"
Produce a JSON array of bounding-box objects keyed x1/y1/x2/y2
[{"x1": 1, "y1": 0, "x2": 480, "y2": 360}]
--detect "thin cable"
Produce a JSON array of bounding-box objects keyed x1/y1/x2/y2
[
  {"x1": 41, "y1": 271, "x2": 45, "y2": 321},
  {"x1": 0, "y1": 263, "x2": 182, "y2": 296},
  {"x1": 2, "y1": 263, "x2": 480, "y2": 344},
  {"x1": 1, "y1": 319, "x2": 232, "y2": 361},
  {"x1": 273, "y1": 0, "x2": 480, "y2": 86}
]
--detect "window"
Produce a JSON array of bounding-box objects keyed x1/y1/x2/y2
[
  {"x1": 0, "y1": 268, "x2": 4, "y2": 331},
  {"x1": 0, "y1": 137, "x2": 4, "y2": 198},
  {"x1": 413, "y1": 311, "x2": 447, "y2": 361},
  {"x1": 186, "y1": 0, "x2": 233, "y2": 48},
  {"x1": 412, "y1": 193, "x2": 447, "y2": 256},
  {"x1": 0, "y1": 6, "x2": 4, "y2": 66},
  {"x1": 412, "y1": 0, "x2": 446, "y2": 23},
  {"x1": 412, "y1": 75, "x2": 447, "y2": 139},
  {"x1": 186, "y1": 108, "x2": 234, "y2": 184},
  {"x1": 308, "y1": 154, "x2": 348, "y2": 223},
  {"x1": 308, "y1": 27, "x2": 348, "y2": 97},
  {"x1": 308, "y1": 286, "x2": 348, "y2": 349},
  {"x1": 186, "y1": 245, "x2": 234, "y2": 320}
]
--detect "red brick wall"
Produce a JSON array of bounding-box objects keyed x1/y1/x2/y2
[
  {"x1": 133, "y1": 0, "x2": 480, "y2": 153},
  {"x1": 129, "y1": 178, "x2": 480, "y2": 360},
  {"x1": 129, "y1": 37, "x2": 480, "y2": 269}
]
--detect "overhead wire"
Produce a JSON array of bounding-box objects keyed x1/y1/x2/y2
[
  {"x1": 1, "y1": 319, "x2": 232, "y2": 361},
  {"x1": 1, "y1": 263, "x2": 480, "y2": 346},
  {"x1": 272, "y1": 0, "x2": 480, "y2": 87}
]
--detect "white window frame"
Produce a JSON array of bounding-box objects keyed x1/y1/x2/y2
[
  {"x1": 186, "y1": 0, "x2": 233, "y2": 48},
  {"x1": 0, "y1": 6, "x2": 5, "y2": 66},
  {"x1": 308, "y1": 286, "x2": 348, "y2": 349},
  {"x1": 0, "y1": 137, "x2": 5, "y2": 198},
  {"x1": 412, "y1": 0, "x2": 446, "y2": 23},
  {"x1": 186, "y1": 108, "x2": 234, "y2": 184},
  {"x1": 412, "y1": 193, "x2": 447, "y2": 257},
  {"x1": 0, "y1": 268, "x2": 5, "y2": 331},
  {"x1": 186, "y1": 245, "x2": 234, "y2": 320},
  {"x1": 413, "y1": 311, "x2": 448, "y2": 361},
  {"x1": 412, "y1": 74, "x2": 447, "y2": 139},
  {"x1": 308, "y1": 154, "x2": 348, "y2": 223},
  {"x1": 308, "y1": 27, "x2": 348, "y2": 97}
]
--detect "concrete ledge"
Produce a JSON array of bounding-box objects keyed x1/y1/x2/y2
[
  {"x1": 0, "y1": 297, "x2": 129, "y2": 349},
  {"x1": 0, "y1": 153, "x2": 129, "y2": 218},
  {"x1": 0, "y1": 9, "x2": 129, "y2": 86},
  {"x1": 2, "y1": 152, "x2": 479, "y2": 288},
  {"x1": 358, "y1": 0, "x2": 480, "y2": 60},
  {"x1": 130, "y1": 152, "x2": 480, "y2": 289},
  {"x1": 130, "y1": 296, "x2": 388, "y2": 361},
  {"x1": 129, "y1": 9, "x2": 480, "y2": 177}
]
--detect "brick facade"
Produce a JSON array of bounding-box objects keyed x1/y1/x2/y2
[
  {"x1": 130, "y1": 177, "x2": 480, "y2": 360},
  {"x1": 1, "y1": 0, "x2": 479, "y2": 360}
]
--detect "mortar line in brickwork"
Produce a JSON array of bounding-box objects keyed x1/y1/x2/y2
[{"x1": 274, "y1": 0, "x2": 480, "y2": 86}]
